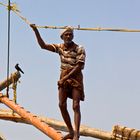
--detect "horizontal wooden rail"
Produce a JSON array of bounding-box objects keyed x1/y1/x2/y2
[
  {"x1": 0, "y1": 109, "x2": 113, "y2": 140},
  {"x1": 0, "y1": 109, "x2": 140, "y2": 140}
]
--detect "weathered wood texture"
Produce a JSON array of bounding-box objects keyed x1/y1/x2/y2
[
  {"x1": 0, "y1": 71, "x2": 21, "y2": 91},
  {"x1": 0, "y1": 95, "x2": 63, "y2": 140},
  {"x1": 0, "y1": 109, "x2": 140, "y2": 140},
  {"x1": 0, "y1": 109, "x2": 112, "y2": 139}
]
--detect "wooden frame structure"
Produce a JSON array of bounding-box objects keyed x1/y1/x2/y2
[{"x1": 0, "y1": 71, "x2": 140, "y2": 140}]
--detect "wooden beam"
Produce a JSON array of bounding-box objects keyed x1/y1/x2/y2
[
  {"x1": 1, "y1": 109, "x2": 140, "y2": 140},
  {"x1": 0, "y1": 94, "x2": 63, "y2": 140},
  {"x1": 0, "y1": 109, "x2": 113, "y2": 140}
]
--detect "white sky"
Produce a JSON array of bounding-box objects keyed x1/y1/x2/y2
[{"x1": 0, "y1": 0, "x2": 140, "y2": 140}]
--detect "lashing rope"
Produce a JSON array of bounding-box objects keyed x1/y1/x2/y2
[
  {"x1": 11, "y1": 72, "x2": 18, "y2": 115},
  {"x1": 11, "y1": 73, "x2": 18, "y2": 104}
]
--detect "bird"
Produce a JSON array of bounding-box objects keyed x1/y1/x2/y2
[{"x1": 15, "y1": 63, "x2": 24, "y2": 74}]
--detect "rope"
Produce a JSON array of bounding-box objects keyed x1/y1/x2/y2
[
  {"x1": 11, "y1": 72, "x2": 18, "y2": 115},
  {"x1": 11, "y1": 73, "x2": 17, "y2": 104},
  {"x1": 1, "y1": 2, "x2": 140, "y2": 32},
  {"x1": 6, "y1": 0, "x2": 11, "y2": 97}
]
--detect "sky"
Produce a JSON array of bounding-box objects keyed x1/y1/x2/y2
[{"x1": 0, "y1": 0, "x2": 140, "y2": 140}]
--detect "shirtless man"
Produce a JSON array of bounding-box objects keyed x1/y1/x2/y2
[{"x1": 30, "y1": 25, "x2": 86, "y2": 140}]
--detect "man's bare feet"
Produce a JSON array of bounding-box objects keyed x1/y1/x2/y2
[
  {"x1": 73, "y1": 133, "x2": 79, "y2": 140},
  {"x1": 62, "y1": 132, "x2": 74, "y2": 140}
]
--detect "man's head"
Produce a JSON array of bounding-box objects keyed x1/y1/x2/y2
[{"x1": 60, "y1": 26, "x2": 74, "y2": 44}]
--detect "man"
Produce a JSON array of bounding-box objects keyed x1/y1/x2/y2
[{"x1": 30, "y1": 24, "x2": 86, "y2": 140}]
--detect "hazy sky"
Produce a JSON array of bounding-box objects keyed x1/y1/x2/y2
[{"x1": 0, "y1": 0, "x2": 140, "y2": 140}]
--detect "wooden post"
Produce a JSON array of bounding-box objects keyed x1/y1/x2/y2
[{"x1": 0, "y1": 71, "x2": 21, "y2": 91}]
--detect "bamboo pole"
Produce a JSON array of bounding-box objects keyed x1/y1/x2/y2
[
  {"x1": 0, "y1": 94, "x2": 63, "y2": 140},
  {"x1": 1, "y1": 2, "x2": 140, "y2": 32},
  {"x1": 0, "y1": 109, "x2": 140, "y2": 140},
  {"x1": 0, "y1": 71, "x2": 21, "y2": 91},
  {"x1": 0, "y1": 109, "x2": 113, "y2": 140}
]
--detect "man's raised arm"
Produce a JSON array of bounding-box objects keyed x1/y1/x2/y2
[{"x1": 30, "y1": 24, "x2": 55, "y2": 52}]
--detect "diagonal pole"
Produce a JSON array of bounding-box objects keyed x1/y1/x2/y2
[{"x1": 0, "y1": 93, "x2": 63, "y2": 140}]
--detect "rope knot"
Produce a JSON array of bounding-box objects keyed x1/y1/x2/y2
[{"x1": 7, "y1": 3, "x2": 20, "y2": 12}]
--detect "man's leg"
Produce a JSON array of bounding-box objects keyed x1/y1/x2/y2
[
  {"x1": 58, "y1": 87, "x2": 74, "y2": 139},
  {"x1": 72, "y1": 88, "x2": 81, "y2": 140}
]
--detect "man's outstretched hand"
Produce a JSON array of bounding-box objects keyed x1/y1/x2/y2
[{"x1": 30, "y1": 24, "x2": 37, "y2": 30}]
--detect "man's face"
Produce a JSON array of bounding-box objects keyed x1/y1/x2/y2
[{"x1": 62, "y1": 31, "x2": 74, "y2": 44}]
